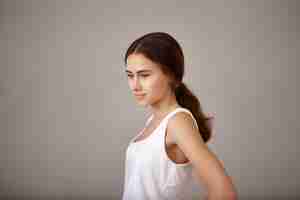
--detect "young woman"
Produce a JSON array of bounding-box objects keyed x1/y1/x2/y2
[{"x1": 122, "y1": 32, "x2": 237, "y2": 200}]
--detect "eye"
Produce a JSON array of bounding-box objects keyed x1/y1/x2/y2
[
  {"x1": 127, "y1": 74, "x2": 133, "y2": 78},
  {"x1": 141, "y1": 74, "x2": 150, "y2": 78}
]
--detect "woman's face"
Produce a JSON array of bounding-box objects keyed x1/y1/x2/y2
[{"x1": 125, "y1": 53, "x2": 172, "y2": 106}]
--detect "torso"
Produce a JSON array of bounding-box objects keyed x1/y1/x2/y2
[{"x1": 134, "y1": 115, "x2": 189, "y2": 164}]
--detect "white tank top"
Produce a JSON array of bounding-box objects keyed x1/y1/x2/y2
[{"x1": 122, "y1": 107, "x2": 199, "y2": 200}]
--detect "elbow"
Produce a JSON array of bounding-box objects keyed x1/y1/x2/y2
[
  {"x1": 225, "y1": 188, "x2": 238, "y2": 200},
  {"x1": 222, "y1": 176, "x2": 238, "y2": 200},
  {"x1": 207, "y1": 189, "x2": 237, "y2": 200},
  {"x1": 227, "y1": 176, "x2": 238, "y2": 200},
  {"x1": 207, "y1": 177, "x2": 238, "y2": 200}
]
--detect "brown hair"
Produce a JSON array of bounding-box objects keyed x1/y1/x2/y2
[{"x1": 124, "y1": 32, "x2": 212, "y2": 143}]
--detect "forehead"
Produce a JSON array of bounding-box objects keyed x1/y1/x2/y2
[{"x1": 126, "y1": 54, "x2": 160, "y2": 73}]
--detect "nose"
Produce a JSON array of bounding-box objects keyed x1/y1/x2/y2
[{"x1": 132, "y1": 76, "x2": 142, "y2": 91}]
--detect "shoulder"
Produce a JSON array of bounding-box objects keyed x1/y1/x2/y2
[
  {"x1": 167, "y1": 110, "x2": 204, "y2": 145},
  {"x1": 170, "y1": 110, "x2": 196, "y2": 126}
]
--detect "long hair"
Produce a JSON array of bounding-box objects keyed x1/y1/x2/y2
[{"x1": 124, "y1": 32, "x2": 212, "y2": 143}]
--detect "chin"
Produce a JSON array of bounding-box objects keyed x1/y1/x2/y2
[{"x1": 136, "y1": 101, "x2": 148, "y2": 107}]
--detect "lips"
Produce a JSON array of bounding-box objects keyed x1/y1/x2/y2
[{"x1": 134, "y1": 93, "x2": 146, "y2": 97}]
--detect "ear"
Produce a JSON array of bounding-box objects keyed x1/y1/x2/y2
[{"x1": 168, "y1": 75, "x2": 180, "y2": 91}]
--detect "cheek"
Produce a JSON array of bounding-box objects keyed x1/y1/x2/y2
[{"x1": 148, "y1": 77, "x2": 169, "y2": 96}]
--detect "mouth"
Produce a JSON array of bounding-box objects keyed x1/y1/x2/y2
[{"x1": 134, "y1": 93, "x2": 146, "y2": 98}]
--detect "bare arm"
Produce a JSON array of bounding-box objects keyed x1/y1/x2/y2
[{"x1": 168, "y1": 112, "x2": 238, "y2": 200}]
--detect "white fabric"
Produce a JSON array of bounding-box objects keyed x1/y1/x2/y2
[{"x1": 122, "y1": 107, "x2": 199, "y2": 200}]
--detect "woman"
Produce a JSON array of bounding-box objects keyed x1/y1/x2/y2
[{"x1": 122, "y1": 32, "x2": 237, "y2": 200}]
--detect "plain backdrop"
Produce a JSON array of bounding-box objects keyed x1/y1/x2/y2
[{"x1": 0, "y1": 0, "x2": 299, "y2": 199}]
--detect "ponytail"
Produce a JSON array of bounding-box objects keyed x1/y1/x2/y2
[{"x1": 174, "y1": 82, "x2": 212, "y2": 143}]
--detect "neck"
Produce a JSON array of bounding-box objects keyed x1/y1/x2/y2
[{"x1": 147, "y1": 91, "x2": 181, "y2": 120}]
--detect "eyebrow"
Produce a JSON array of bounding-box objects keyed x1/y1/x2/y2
[{"x1": 125, "y1": 69, "x2": 152, "y2": 74}]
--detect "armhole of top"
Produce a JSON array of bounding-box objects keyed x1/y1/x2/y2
[{"x1": 162, "y1": 108, "x2": 198, "y2": 167}]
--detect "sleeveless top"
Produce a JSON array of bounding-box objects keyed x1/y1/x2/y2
[{"x1": 122, "y1": 107, "x2": 200, "y2": 200}]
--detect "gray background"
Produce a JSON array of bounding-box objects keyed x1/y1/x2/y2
[{"x1": 1, "y1": 0, "x2": 299, "y2": 199}]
